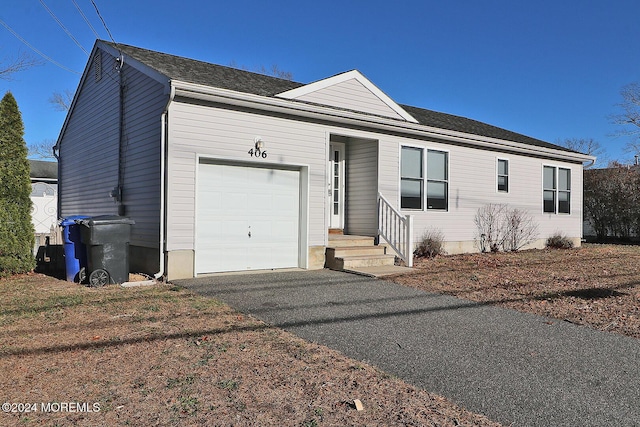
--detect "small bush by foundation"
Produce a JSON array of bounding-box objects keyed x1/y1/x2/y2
[
  {"x1": 414, "y1": 229, "x2": 445, "y2": 258},
  {"x1": 546, "y1": 233, "x2": 574, "y2": 249}
]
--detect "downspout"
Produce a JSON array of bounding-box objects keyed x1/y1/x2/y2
[
  {"x1": 155, "y1": 84, "x2": 175, "y2": 280},
  {"x1": 113, "y1": 54, "x2": 126, "y2": 216}
]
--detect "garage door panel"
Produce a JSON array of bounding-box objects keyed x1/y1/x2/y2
[{"x1": 196, "y1": 163, "x2": 300, "y2": 274}]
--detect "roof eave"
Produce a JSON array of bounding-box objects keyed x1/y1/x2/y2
[{"x1": 171, "y1": 80, "x2": 594, "y2": 164}]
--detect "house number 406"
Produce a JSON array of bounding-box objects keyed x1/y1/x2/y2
[{"x1": 248, "y1": 148, "x2": 267, "y2": 158}]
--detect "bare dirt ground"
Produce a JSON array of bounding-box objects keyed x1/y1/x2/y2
[
  {"x1": 391, "y1": 244, "x2": 640, "y2": 339},
  {"x1": 0, "y1": 273, "x2": 500, "y2": 426}
]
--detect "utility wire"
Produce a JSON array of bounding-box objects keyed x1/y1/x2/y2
[
  {"x1": 0, "y1": 18, "x2": 80, "y2": 75},
  {"x1": 72, "y1": 0, "x2": 100, "y2": 39},
  {"x1": 38, "y1": 0, "x2": 89, "y2": 56},
  {"x1": 90, "y1": 0, "x2": 118, "y2": 47}
]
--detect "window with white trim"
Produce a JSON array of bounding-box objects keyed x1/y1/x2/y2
[
  {"x1": 558, "y1": 168, "x2": 571, "y2": 214},
  {"x1": 426, "y1": 149, "x2": 448, "y2": 210},
  {"x1": 400, "y1": 146, "x2": 423, "y2": 209},
  {"x1": 543, "y1": 166, "x2": 570, "y2": 214},
  {"x1": 497, "y1": 159, "x2": 509, "y2": 192}
]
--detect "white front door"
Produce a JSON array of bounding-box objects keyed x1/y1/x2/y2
[
  {"x1": 329, "y1": 142, "x2": 345, "y2": 229},
  {"x1": 196, "y1": 162, "x2": 300, "y2": 274}
]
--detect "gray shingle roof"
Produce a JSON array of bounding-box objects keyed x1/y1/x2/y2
[
  {"x1": 108, "y1": 42, "x2": 577, "y2": 154},
  {"x1": 29, "y1": 160, "x2": 57, "y2": 180},
  {"x1": 400, "y1": 105, "x2": 573, "y2": 152},
  {"x1": 111, "y1": 42, "x2": 303, "y2": 97}
]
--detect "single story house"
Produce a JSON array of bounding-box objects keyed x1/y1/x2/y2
[{"x1": 56, "y1": 40, "x2": 594, "y2": 280}]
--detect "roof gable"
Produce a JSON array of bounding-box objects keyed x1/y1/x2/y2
[{"x1": 276, "y1": 70, "x2": 418, "y2": 123}]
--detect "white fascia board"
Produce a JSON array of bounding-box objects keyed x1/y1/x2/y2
[
  {"x1": 276, "y1": 70, "x2": 419, "y2": 124},
  {"x1": 171, "y1": 80, "x2": 594, "y2": 164}
]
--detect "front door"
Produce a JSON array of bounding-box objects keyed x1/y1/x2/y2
[{"x1": 329, "y1": 142, "x2": 345, "y2": 229}]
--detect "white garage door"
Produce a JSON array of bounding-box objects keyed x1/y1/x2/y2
[{"x1": 196, "y1": 162, "x2": 300, "y2": 274}]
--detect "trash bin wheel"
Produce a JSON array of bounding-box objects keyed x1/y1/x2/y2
[
  {"x1": 78, "y1": 267, "x2": 86, "y2": 284},
  {"x1": 89, "y1": 269, "x2": 110, "y2": 287}
]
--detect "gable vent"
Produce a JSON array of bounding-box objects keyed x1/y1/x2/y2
[{"x1": 94, "y1": 51, "x2": 102, "y2": 82}]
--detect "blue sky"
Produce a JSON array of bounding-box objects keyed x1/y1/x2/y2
[{"x1": 1, "y1": 0, "x2": 639, "y2": 165}]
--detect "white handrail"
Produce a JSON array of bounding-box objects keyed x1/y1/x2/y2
[{"x1": 377, "y1": 193, "x2": 413, "y2": 267}]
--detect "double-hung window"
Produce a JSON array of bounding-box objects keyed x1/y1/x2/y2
[
  {"x1": 497, "y1": 159, "x2": 509, "y2": 192},
  {"x1": 400, "y1": 146, "x2": 449, "y2": 210},
  {"x1": 427, "y1": 150, "x2": 448, "y2": 210},
  {"x1": 543, "y1": 166, "x2": 570, "y2": 214},
  {"x1": 558, "y1": 168, "x2": 571, "y2": 213},
  {"x1": 400, "y1": 146, "x2": 423, "y2": 209}
]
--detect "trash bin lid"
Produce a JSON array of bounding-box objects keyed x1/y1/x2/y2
[
  {"x1": 60, "y1": 215, "x2": 90, "y2": 226},
  {"x1": 79, "y1": 215, "x2": 135, "y2": 226}
]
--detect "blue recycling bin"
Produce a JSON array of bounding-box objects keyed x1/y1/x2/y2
[{"x1": 60, "y1": 215, "x2": 89, "y2": 282}]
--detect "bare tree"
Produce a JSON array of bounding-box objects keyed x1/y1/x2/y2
[
  {"x1": 49, "y1": 89, "x2": 74, "y2": 112},
  {"x1": 612, "y1": 82, "x2": 640, "y2": 156},
  {"x1": 228, "y1": 61, "x2": 293, "y2": 81},
  {"x1": 28, "y1": 139, "x2": 57, "y2": 161},
  {"x1": 557, "y1": 138, "x2": 606, "y2": 168},
  {"x1": 0, "y1": 52, "x2": 42, "y2": 80}
]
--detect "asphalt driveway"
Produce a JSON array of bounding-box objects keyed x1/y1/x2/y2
[{"x1": 175, "y1": 269, "x2": 640, "y2": 426}]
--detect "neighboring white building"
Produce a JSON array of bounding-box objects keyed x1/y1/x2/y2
[
  {"x1": 30, "y1": 160, "x2": 58, "y2": 248},
  {"x1": 56, "y1": 41, "x2": 594, "y2": 280}
]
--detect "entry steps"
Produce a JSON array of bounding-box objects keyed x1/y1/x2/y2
[{"x1": 325, "y1": 235, "x2": 412, "y2": 277}]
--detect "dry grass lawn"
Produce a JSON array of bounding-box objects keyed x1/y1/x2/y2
[
  {"x1": 0, "y1": 274, "x2": 499, "y2": 426},
  {"x1": 391, "y1": 244, "x2": 640, "y2": 339},
  {"x1": 2, "y1": 243, "x2": 637, "y2": 426}
]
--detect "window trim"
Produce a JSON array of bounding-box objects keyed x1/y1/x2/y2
[
  {"x1": 399, "y1": 144, "x2": 450, "y2": 212},
  {"x1": 542, "y1": 165, "x2": 571, "y2": 215},
  {"x1": 400, "y1": 144, "x2": 425, "y2": 210},
  {"x1": 426, "y1": 149, "x2": 449, "y2": 211},
  {"x1": 497, "y1": 158, "x2": 509, "y2": 193},
  {"x1": 558, "y1": 167, "x2": 571, "y2": 214}
]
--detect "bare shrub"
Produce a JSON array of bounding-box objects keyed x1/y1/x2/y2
[
  {"x1": 546, "y1": 233, "x2": 574, "y2": 249},
  {"x1": 414, "y1": 228, "x2": 445, "y2": 258},
  {"x1": 502, "y1": 208, "x2": 539, "y2": 251},
  {"x1": 475, "y1": 204, "x2": 539, "y2": 252}
]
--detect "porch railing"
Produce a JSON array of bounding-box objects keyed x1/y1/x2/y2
[{"x1": 377, "y1": 192, "x2": 413, "y2": 267}]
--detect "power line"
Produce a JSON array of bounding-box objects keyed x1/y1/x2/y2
[
  {"x1": 72, "y1": 0, "x2": 100, "y2": 40},
  {"x1": 0, "y1": 18, "x2": 80, "y2": 75},
  {"x1": 90, "y1": 0, "x2": 117, "y2": 46},
  {"x1": 38, "y1": 0, "x2": 89, "y2": 56}
]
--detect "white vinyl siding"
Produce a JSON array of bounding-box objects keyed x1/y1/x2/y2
[
  {"x1": 346, "y1": 138, "x2": 378, "y2": 236},
  {"x1": 379, "y1": 136, "x2": 583, "y2": 249},
  {"x1": 166, "y1": 100, "x2": 326, "y2": 251},
  {"x1": 164, "y1": 99, "x2": 584, "y2": 257},
  {"x1": 291, "y1": 78, "x2": 406, "y2": 120}
]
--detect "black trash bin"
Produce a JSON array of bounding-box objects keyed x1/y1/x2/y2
[{"x1": 78, "y1": 216, "x2": 135, "y2": 286}]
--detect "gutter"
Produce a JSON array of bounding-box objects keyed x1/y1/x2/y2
[
  {"x1": 155, "y1": 84, "x2": 175, "y2": 280},
  {"x1": 171, "y1": 80, "x2": 595, "y2": 165}
]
